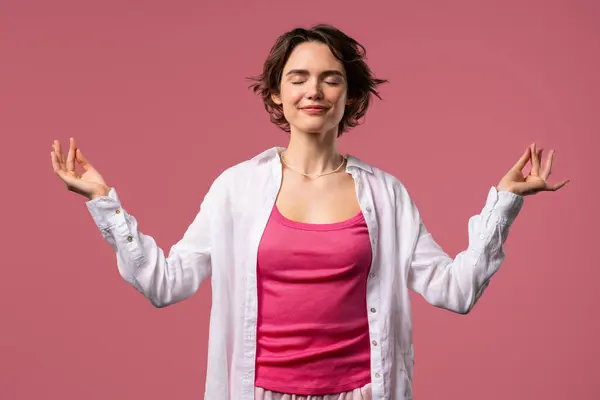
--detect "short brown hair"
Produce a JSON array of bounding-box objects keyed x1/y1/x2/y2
[{"x1": 248, "y1": 24, "x2": 387, "y2": 136}]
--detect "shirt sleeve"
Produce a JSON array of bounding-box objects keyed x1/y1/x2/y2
[
  {"x1": 85, "y1": 181, "x2": 218, "y2": 308},
  {"x1": 407, "y1": 186, "x2": 524, "y2": 314}
]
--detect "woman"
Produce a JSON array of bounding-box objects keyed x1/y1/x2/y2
[{"x1": 51, "y1": 25, "x2": 568, "y2": 400}]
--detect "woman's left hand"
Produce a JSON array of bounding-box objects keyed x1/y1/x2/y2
[{"x1": 497, "y1": 143, "x2": 570, "y2": 196}]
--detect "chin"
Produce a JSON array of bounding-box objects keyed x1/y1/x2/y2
[{"x1": 292, "y1": 119, "x2": 339, "y2": 135}]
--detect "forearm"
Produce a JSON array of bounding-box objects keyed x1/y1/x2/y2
[
  {"x1": 85, "y1": 187, "x2": 210, "y2": 307},
  {"x1": 409, "y1": 187, "x2": 524, "y2": 314}
]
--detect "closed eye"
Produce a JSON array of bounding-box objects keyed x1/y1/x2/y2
[{"x1": 290, "y1": 81, "x2": 340, "y2": 86}]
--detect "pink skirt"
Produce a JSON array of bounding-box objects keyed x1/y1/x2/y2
[{"x1": 254, "y1": 383, "x2": 372, "y2": 400}]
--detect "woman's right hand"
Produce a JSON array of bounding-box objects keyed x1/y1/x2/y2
[{"x1": 51, "y1": 137, "x2": 110, "y2": 200}]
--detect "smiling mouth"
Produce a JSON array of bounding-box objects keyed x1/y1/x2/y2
[{"x1": 300, "y1": 106, "x2": 328, "y2": 112}]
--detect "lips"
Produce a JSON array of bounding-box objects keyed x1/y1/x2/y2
[
  {"x1": 300, "y1": 105, "x2": 328, "y2": 110},
  {"x1": 300, "y1": 106, "x2": 329, "y2": 113},
  {"x1": 300, "y1": 106, "x2": 328, "y2": 115}
]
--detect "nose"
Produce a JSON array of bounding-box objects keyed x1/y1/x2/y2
[{"x1": 305, "y1": 79, "x2": 323, "y2": 100}]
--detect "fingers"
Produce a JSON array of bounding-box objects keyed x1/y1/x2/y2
[
  {"x1": 531, "y1": 143, "x2": 541, "y2": 176},
  {"x1": 58, "y1": 140, "x2": 66, "y2": 165},
  {"x1": 50, "y1": 150, "x2": 62, "y2": 174},
  {"x1": 536, "y1": 146, "x2": 567, "y2": 192},
  {"x1": 540, "y1": 149, "x2": 555, "y2": 181},
  {"x1": 52, "y1": 140, "x2": 64, "y2": 169},
  {"x1": 51, "y1": 150, "x2": 70, "y2": 182},
  {"x1": 51, "y1": 139, "x2": 74, "y2": 183},
  {"x1": 52, "y1": 140, "x2": 64, "y2": 166},
  {"x1": 512, "y1": 146, "x2": 531, "y2": 171},
  {"x1": 66, "y1": 137, "x2": 76, "y2": 173},
  {"x1": 52, "y1": 137, "x2": 90, "y2": 171}
]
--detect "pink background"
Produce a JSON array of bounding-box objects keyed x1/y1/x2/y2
[{"x1": 1, "y1": 0, "x2": 598, "y2": 399}]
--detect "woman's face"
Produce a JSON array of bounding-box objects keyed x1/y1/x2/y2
[{"x1": 273, "y1": 41, "x2": 348, "y2": 135}]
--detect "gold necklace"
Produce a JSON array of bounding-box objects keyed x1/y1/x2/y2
[{"x1": 280, "y1": 151, "x2": 346, "y2": 179}]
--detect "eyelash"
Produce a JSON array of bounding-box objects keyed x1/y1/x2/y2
[{"x1": 291, "y1": 81, "x2": 340, "y2": 86}]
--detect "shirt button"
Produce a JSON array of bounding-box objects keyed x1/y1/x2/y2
[
  {"x1": 126, "y1": 236, "x2": 133, "y2": 242},
  {"x1": 479, "y1": 234, "x2": 485, "y2": 240},
  {"x1": 370, "y1": 307, "x2": 376, "y2": 313},
  {"x1": 374, "y1": 372, "x2": 380, "y2": 378},
  {"x1": 365, "y1": 206, "x2": 372, "y2": 212},
  {"x1": 115, "y1": 209, "x2": 121, "y2": 214},
  {"x1": 372, "y1": 340, "x2": 378, "y2": 346},
  {"x1": 369, "y1": 272, "x2": 375, "y2": 279}
]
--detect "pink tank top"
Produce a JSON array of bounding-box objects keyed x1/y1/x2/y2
[{"x1": 254, "y1": 205, "x2": 373, "y2": 396}]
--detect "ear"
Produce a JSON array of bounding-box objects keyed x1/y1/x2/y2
[{"x1": 271, "y1": 93, "x2": 282, "y2": 105}]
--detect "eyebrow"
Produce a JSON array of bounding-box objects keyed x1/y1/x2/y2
[{"x1": 285, "y1": 69, "x2": 345, "y2": 78}]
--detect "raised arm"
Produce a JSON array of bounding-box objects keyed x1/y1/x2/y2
[
  {"x1": 406, "y1": 143, "x2": 568, "y2": 314},
  {"x1": 52, "y1": 137, "x2": 218, "y2": 308},
  {"x1": 407, "y1": 187, "x2": 523, "y2": 314},
  {"x1": 86, "y1": 186, "x2": 214, "y2": 307}
]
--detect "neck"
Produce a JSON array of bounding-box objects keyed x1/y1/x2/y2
[{"x1": 283, "y1": 126, "x2": 342, "y2": 175}]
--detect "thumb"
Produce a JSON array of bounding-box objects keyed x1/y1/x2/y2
[{"x1": 75, "y1": 148, "x2": 91, "y2": 171}]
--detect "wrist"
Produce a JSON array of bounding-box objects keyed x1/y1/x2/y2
[
  {"x1": 89, "y1": 185, "x2": 110, "y2": 200},
  {"x1": 496, "y1": 183, "x2": 517, "y2": 194}
]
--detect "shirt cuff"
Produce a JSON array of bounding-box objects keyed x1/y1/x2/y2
[
  {"x1": 85, "y1": 187, "x2": 123, "y2": 230},
  {"x1": 484, "y1": 186, "x2": 524, "y2": 226}
]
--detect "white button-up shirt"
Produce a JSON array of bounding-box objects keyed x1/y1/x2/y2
[{"x1": 85, "y1": 147, "x2": 524, "y2": 400}]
